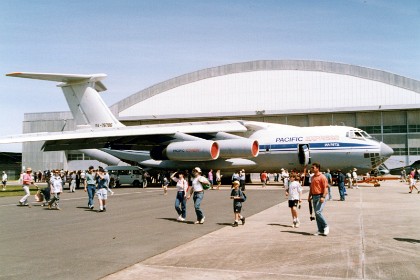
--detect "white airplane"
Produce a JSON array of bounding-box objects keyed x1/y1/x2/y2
[{"x1": 1, "y1": 72, "x2": 394, "y2": 173}]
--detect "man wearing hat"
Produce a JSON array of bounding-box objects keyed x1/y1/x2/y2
[
  {"x1": 19, "y1": 167, "x2": 36, "y2": 206},
  {"x1": 187, "y1": 167, "x2": 210, "y2": 224}
]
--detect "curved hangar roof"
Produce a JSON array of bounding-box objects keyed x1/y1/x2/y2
[{"x1": 112, "y1": 60, "x2": 420, "y2": 120}]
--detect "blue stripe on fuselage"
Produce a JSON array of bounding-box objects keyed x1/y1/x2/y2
[{"x1": 259, "y1": 142, "x2": 376, "y2": 152}]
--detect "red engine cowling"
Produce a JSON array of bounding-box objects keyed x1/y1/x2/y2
[
  {"x1": 150, "y1": 141, "x2": 219, "y2": 161},
  {"x1": 216, "y1": 139, "x2": 259, "y2": 158}
]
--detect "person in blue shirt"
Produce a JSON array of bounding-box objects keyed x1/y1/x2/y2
[{"x1": 337, "y1": 169, "x2": 346, "y2": 201}]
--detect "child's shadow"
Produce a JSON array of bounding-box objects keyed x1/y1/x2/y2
[
  {"x1": 217, "y1": 222, "x2": 233, "y2": 226},
  {"x1": 268, "y1": 223, "x2": 291, "y2": 228},
  {"x1": 268, "y1": 223, "x2": 313, "y2": 236}
]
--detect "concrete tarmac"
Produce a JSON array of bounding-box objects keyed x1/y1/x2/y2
[
  {"x1": 103, "y1": 181, "x2": 420, "y2": 280},
  {"x1": 0, "y1": 184, "x2": 282, "y2": 279}
]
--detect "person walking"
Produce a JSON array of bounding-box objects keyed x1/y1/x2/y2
[
  {"x1": 400, "y1": 168, "x2": 406, "y2": 182},
  {"x1": 69, "y1": 171, "x2": 76, "y2": 193},
  {"x1": 352, "y1": 168, "x2": 359, "y2": 189},
  {"x1": 230, "y1": 180, "x2": 246, "y2": 227},
  {"x1": 308, "y1": 162, "x2": 329, "y2": 236},
  {"x1": 231, "y1": 171, "x2": 240, "y2": 184},
  {"x1": 215, "y1": 169, "x2": 222, "y2": 190},
  {"x1": 162, "y1": 175, "x2": 169, "y2": 195},
  {"x1": 281, "y1": 168, "x2": 289, "y2": 189},
  {"x1": 2, "y1": 171, "x2": 7, "y2": 191},
  {"x1": 19, "y1": 167, "x2": 36, "y2": 206},
  {"x1": 285, "y1": 174, "x2": 302, "y2": 228},
  {"x1": 324, "y1": 169, "x2": 333, "y2": 200},
  {"x1": 170, "y1": 171, "x2": 189, "y2": 221},
  {"x1": 84, "y1": 166, "x2": 96, "y2": 210},
  {"x1": 208, "y1": 169, "x2": 214, "y2": 189},
  {"x1": 187, "y1": 167, "x2": 210, "y2": 224},
  {"x1": 260, "y1": 171, "x2": 268, "y2": 188},
  {"x1": 337, "y1": 169, "x2": 346, "y2": 201},
  {"x1": 96, "y1": 166, "x2": 113, "y2": 212},
  {"x1": 408, "y1": 172, "x2": 419, "y2": 193},
  {"x1": 239, "y1": 169, "x2": 246, "y2": 191},
  {"x1": 346, "y1": 170, "x2": 353, "y2": 189},
  {"x1": 48, "y1": 170, "x2": 63, "y2": 210}
]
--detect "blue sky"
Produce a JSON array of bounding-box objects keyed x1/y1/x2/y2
[{"x1": 1, "y1": 0, "x2": 419, "y2": 152}]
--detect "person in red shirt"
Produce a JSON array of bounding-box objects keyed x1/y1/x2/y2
[
  {"x1": 260, "y1": 171, "x2": 268, "y2": 188},
  {"x1": 308, "y1": 162, "x2": 329, "y2": 236}
]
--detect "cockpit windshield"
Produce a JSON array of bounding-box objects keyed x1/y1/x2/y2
[{"x1": 346, "y1": 130, "x2": 373, "y2": 140}]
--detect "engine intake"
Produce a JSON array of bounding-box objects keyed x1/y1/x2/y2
[{"x1": 150, "y1": 141, "x2": 219, "y2": 161}]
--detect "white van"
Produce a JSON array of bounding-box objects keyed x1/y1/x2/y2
[{"x1": 106, "y1": 166, "x2": 145, "y2": 188}]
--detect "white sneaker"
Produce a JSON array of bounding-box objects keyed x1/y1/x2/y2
[
  {"x1": 177, "y1": 216, "x2": 185, "y2": 222},
  {"x1": 323, "y1": 226, "x2": 329, "y2": 236},
  {"x1": 313, "y1": 231, "x2": 322, "y2": 236},
  {"x1": 199, "y1": 216, "x2": 205, "y2": 224},
  {"x1": 295, "y1": 221, "x2": 300, "y2": 228}
]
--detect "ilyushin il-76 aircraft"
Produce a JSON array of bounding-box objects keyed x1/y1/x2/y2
[{"x1": 1, "y1": 72, "x2": 394, "y2": 173}]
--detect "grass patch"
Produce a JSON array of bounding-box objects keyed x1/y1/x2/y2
[{"x1": 0, "y1": 185, "x2": 40, "y2": 198}]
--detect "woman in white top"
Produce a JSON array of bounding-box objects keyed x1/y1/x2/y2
[
  {"x1": 187, "y1": 167, "x2": 210, "y2": 224},
  {"x1": 171, "y1": 171, "x2": 189, "y2": 221}
]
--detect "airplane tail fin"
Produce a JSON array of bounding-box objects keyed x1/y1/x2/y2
[{"x1": 6, "y1": 72, "x2": 124, "y2": 129}]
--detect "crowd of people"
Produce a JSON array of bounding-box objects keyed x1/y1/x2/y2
[
  {"x1": 17, "y1": 166, "x2": 114, "y2": 211},
  {"x1": 10, "y1": 163, "x2": 420, "y2": 236}
]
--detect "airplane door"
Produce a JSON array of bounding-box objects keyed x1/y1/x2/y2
[{"x1": 298, "y1": 144, "x2": 311, "y2": 165}]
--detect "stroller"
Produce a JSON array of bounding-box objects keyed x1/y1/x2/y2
[{"x1": 34, "y1": 185, "x2": 51, "y2": 206}]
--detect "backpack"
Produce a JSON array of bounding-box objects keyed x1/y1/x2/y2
[{"x1": 239, "y1": 189, "x2": 247, "y2": 202}]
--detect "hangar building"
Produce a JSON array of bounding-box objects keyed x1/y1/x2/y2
[{"x1": 22, "y1": 60, "x2": 420, "y2": 171}]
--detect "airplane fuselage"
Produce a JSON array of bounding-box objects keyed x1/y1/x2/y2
[{"x1": 102, "y1": 123, "x2": 392, "y2": 174}]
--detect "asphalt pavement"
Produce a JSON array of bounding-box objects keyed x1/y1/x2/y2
[
  {"x1": 103, "y1": 180, "x2": 420, "y2": 280},
  {"x1": 0, "y1": 184, "x2": 282, "y2": 280}
]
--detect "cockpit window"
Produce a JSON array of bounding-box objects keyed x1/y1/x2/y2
[
  {"x1": 360, "y1": 131, "x2": 372, "y2": 139},
  {"x1": 346, "y1": 130, "x2": 372, "y2": 140},
  {"x1": 354, "y1": 131, "x2": 363, "y2": 138}
]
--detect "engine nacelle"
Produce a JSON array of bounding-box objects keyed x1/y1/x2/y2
[
  {"x1": 216, "y1": 139, "x2": 259, "y2": 158},
  {"x1": 150, "y1": 141, "x2": 219, "y2": 161}
]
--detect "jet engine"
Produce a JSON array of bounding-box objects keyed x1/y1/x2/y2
[
  {"x1": 216, "y1": 139, "x2": 259, "y2": 158},
  {"x1": 150, "y1": 141, "x2": 219, "y2": 161}
]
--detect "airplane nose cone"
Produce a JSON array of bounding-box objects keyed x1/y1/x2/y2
[{"x1": 380, "y1": 142, "x2": 394, "y2": 158}]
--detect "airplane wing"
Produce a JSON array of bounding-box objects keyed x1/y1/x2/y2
[{"x1": 0, "y1": 120, "x2": 248, "y2": 151}]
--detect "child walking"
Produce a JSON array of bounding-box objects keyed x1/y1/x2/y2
[
  {"x1": 230, "y1": 181, "x2": 245, "y2": 227},
  {"x1": 285, "y1": 174, "x2": 302, "y2": 228}
]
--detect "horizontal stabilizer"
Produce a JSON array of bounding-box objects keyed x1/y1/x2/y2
[
  {"x1": 6, "y1": 72, "x2": 107, "y2": 92},
  {"x1": 6, "y1": 71, "x2": 120, "y2": 128}
]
